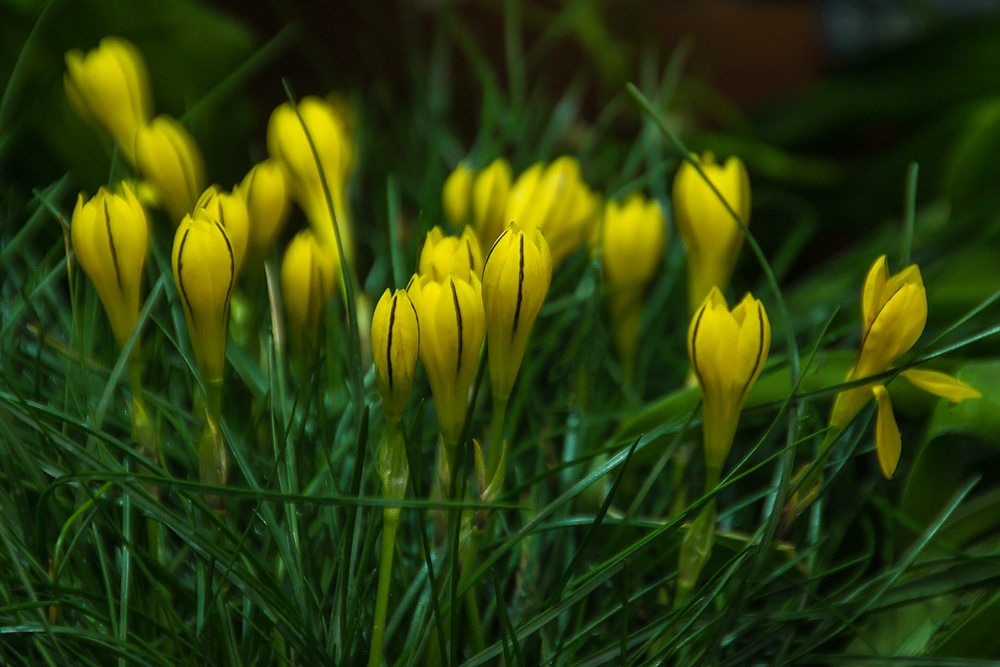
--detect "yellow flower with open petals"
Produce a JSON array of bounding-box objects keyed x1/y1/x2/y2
[{"x1": 830, "y1": 255, "x2": 980, "y2": 478}]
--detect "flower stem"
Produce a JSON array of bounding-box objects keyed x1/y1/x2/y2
[
  {"x1": 369, "y1": 508, "x2": 399, "y2": 667},
  {"x1": 487, "y1": 396, "x2": 508, "y2": 483}
]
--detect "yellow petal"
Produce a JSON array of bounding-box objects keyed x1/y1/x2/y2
[
  {"x1": 371, "y1": 288, "x2": 420, "y2": 422},
  {"x1": 240, "y1": 159, "x2": 291, "y2": 256},
  {"x1": 135, "y1": 116, "x2": 206, "y2": 224},
  {"x1": 901, "y1": 369, "x2": 982, "y2": 403},
  {"x1": 442, "y1": 160, "x2": 475, "y2": 228},
  {"x1": 873, "y1": 385, "x2": 901, "y2": 479},
  {"x1": 472, "y1": 157, "x2": 512, "y2": 249}
]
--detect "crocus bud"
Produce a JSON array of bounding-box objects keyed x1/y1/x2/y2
[
  {"x1": 135, "y1": 115, "x2": 206, "y2": 224},
  {"x1": 418, "y1": 226, "x2": 483, "y2": 282},
  {"x1": 71, "y1": 183, "x2": 149, "y2": 348},
  {"x1": 482, "y1": 223, "x2": 552, "y2": 402},
  {"x1": 172, "y1": 209, "x2": 235, "y2": 384},
  {"x1": 267, "y1": 96, "x2": 353, "y2": 263},
  {"x1": 195, "y1": 186, "x2": 249, "y2": 278},
  {"x1": 472, "y1": 158, "x2": 512, "y2": 249},
  {"x1": 371, "y1": 289, "x2": 420, "y2": 424},
  {"x1": 826, "y1": 255, "x2": 979, "y2": 479},
  {"x1": 672, "y1": 153, "x2": 751, "y2": 314},
  {"x1": 442, "y1": 160, "x2": 474, "y2": 229},
  {"x1": 688, "y1": 288, "x2": 771, "y2": 472},
  {"x1": 64, "y1": 36, "x2": 152, "y2": 163},
  {"x1": 599, "y1": 193, "x2": 667, "y2": 379},
  {"x1": 281, "y1": 229, "x2": 338, "y2": 358},
  {"x1": 238, "y1": 159, "x2": 291, "y2": 260},
  {"x1": 406, "y1": 273, "x2": 486, "y2": 447},
  {"x1": 505, "y1": 156, "x2": 599, "y2": 267}
]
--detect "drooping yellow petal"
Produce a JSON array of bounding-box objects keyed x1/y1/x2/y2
[
  {"x1": 901, "y1": 369, "x2": 982, "y2": 403},
  {"x1": 872, "y1": 385, "x2": 901, "y2": 479}
]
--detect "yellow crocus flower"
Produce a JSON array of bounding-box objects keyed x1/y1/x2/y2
[
  {"x1": 238, "y1": 159, "x2": 291, "y2": 262},
  {"x1": 418, "y1": 226, "x2": 483, "y2": 282},
  {"x1": 829, "y1": 255, "x2": 980, "y2": 478},
  {"x1": 505, "y1": 156, "x2": 600, "y2": 267},
  {"x1": 673, "y1": 153, "x2": 751, "y2": 314},
  {"x1": 171, "y1": 209, "x2": 236, "y2": 384},
  {"x1": 371, "y1": 289, "x2": 420, "y2": 424},
  {"x1": 267, "y1": 96, "x2": 354, "y2": 264},
  {"x1": 135, "y1": 115, "x2": 206, "y2": 224},
  {"x1": 472, "y1": 158, "x2": 513, "y2": 250},
  {"x1": 442, "y1": 160, "x2": 475, "y2": 229},
  {"x1": 281, "y1": 229, "x2": 338, "y2": 359},
  {"x1": 71, "y1": 183, "x2": 149, "y2": 348},
  {"x1": 482, "y1": 223, "x2": 552, "y2": 402},
  {"x1": 195, "y1": 186, "x2": 249, "y2": 279},
  {"x1": 64, "y1": 36, "x2": 152, "y2": 163},
  {"x1": 687, "y1": 288, "x2": 771, "y2": 473},
  {"x1": 598, "y1": 193, "x2": 667, "y2": 382},
  {"x1": 406, "y1": 272, "x2": 486, "y2": 448}
]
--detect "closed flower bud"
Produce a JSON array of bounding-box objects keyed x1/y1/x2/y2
[
  {"x1": 71, "y1": 183, "x2": 149, "y2": 348},
  {"x1": 172, "y1": 210, "x2": 236, "y2": 384},
  {"x1": 238, "y1": 159, "x2": 291, "y2": 259},
  {"x1": 418, "y1": 226, "x2": 483, "y2": 282},
  {"x1": 599, "y1": 193, "x2": 667, "y2": 379},
  {"x1": 442, "y1": 160, "x2": 475, "y2": 229},
  {"x1": 64, "y1": 36, "x2": 152, "y2": 163},
  {"x1": 407, "y1": 273, "x2": 486, "y2": 447},
  {"x1": 673, "y1": 153, "x2": 751, "y2": 314},
  {"x1": 371, "y1": 289, "x2": 420, "y2": 424},
  {"x1": 472, "y1": 158, "x2": 512, "y2": 249},
  {"x1": 267, "y1": 96, "x2": 353, "y2": 263},
  {"x1": 482, "y1": 223, "x2": 552, "y2": 401},
  {"x1": 688, "y1": 288, "x2": 771, "y2": 471},
  {"x1": 195, "y1": 186, "x2": 249, "y2": 278},
  {"x1": 828, "y1": 255, "x2": 978, "y2": 478},
  {"x1": 281, "y1": 229, "x2": 338, "y2": 358},
  {"x1": 135, "y1": 115, "x2": 206, "y2": 224},
  {"x1": 505, "y1": 156, "x2": 600, "y2": 267}
]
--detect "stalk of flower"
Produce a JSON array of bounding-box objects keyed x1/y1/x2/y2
[
  {"x1": 71, "y1": 182, "x2": 158, "y2": 467},
  {"x1": 267, "y1": 96, "x2": 354, "y2": 267},
  {"x1": 281, "y1": 229, "x2": 338, "y2": 375},
  {"x1": 64, "y1": 36, "x2": 152, "y2": 164},
  {"x1": 787, "y1": 256, "x2": 981, "y2": 520},
  {"x1": 369, "y1": 288, "x2": 419, "y2": 667},
  {"x1": 135, "y1": 115, "x2": 206, "y2": 224},
  {"x1": 678, "y1": 288, "x2": 770, "y2": 608},
  {"x1": 672, "y1": 152, "x2": 751, "y2": 315},
  {"x1": 171, "y1": 209, "x2": 237, "y2": 511},
  {"x1": 505, "y1": 156, "x2": 601, "y2": 267},
  {"x1": 597, "y1": 193, "x2": 667, "y2": 387}
]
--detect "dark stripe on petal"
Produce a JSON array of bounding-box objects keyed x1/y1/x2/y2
[
  {"x1": 451, "y1": 280, "x2": 464, "y2": 374},
  {"x1": 408, "y1": 296, "x2": 420, "y2": 350},
  {"x1": 214, "y1": 220, "x2": 236, "y2": 325},
  {"x1": 177, "y1": 228, "x2": 193, "y2": 329},
  {"x1": 512, "y1": 233, "x2": 524, "y2": 338},
  {"x1": 690, "y1": 303, "x2": 707, "y2": 386},
  {"x1": 466, "y1": 238, "x2": 475, "y2": 272},
  {"x1": 104, "y1": 201, "x2": 123, "y2": 291},
  {"x1": 387, "y1": 294, "x2": 397, "y2": 390},
  {"x1": 483, "y1": 227, "x2": 511, "y2": 274},
  {"x1": 741, "y1": 302, "x2": 765, "y2": 398}
]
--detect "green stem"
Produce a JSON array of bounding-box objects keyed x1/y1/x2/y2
[
  {"x1": 369, "y1": 510, "x2": 399, "y2": 667},
  {"x1": 487, "y1": 396, "x2": 508, "y2": 483},
  {"x1": 460, "y1": 527, "x2": 485, "y2": 654}
]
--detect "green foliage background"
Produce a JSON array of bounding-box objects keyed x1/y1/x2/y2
[{"x1": 3, "y1": 0, "x2": 1000, "y2": 665}]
